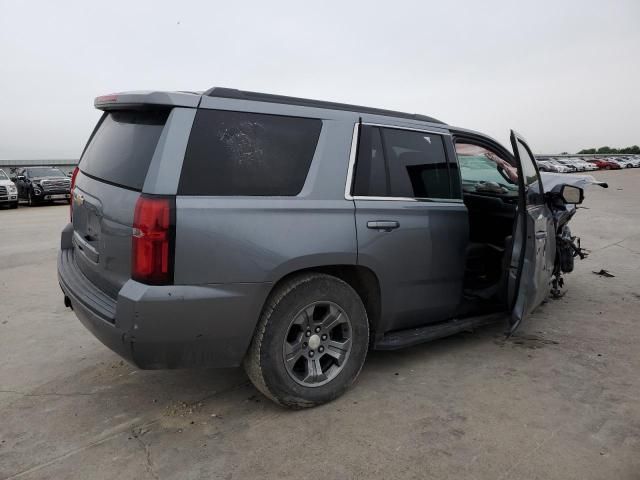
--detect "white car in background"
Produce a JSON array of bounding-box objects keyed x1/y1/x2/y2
[
  {"x1": 537, "y1": 159, "x2": 571, "y2": 173},
  {"x1": 616, "y1": 157, "x2": 640, "y2": 168},
  {"x1": 553, "y1": 158, "x2": 582, "y2": 172},
  {"x1": 547, "y1": 159, "x2": 573, "y2": 173},
  {"x1": 606, "y1": 157, "x2": 631, "y2": 168},
  {"x1": 0, "y1": 169, "x2": 19, "y2": 209},
  {"x1": 571, "y1": 158, "x2": 599, "y2": 171}
]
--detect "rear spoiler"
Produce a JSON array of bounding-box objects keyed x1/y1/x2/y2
[{"x1": 94, "y1": 91, "x2": 201, "y2": 111}]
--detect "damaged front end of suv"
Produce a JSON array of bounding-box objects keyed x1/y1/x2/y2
[{"x1": 541, "y1": 173, "x2": 608, "y2": 297}]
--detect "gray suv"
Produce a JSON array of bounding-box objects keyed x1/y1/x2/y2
[{"x1": 58, "y1": 87, "x2": 599, "y2": 408}]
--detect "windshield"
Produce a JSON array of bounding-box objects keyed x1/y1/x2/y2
[
  {"x1": 28, "y1": 167, "x2": 66, "y2": 178},
  {"x1": 0, "y1": 169, "x2": 8, "y2": 180},
  {"x1": 455, "y1": 143, "x2": 518, "y2": 196}
]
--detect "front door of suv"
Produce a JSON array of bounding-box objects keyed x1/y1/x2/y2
[
  {"x1": 509, "y1": 130, "x2": 556, "y2": 333},
  {"x1": 350, "y1": 123, "x2": 468, "y2": 333}
]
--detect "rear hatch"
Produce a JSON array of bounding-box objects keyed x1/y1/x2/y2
[{"x1": 72, "y1": 109, "x2": 170, "y2": 298}]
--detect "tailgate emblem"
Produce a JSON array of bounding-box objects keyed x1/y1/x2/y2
[{"x1": 75, "y1": 193, "x2": 85, "y2": 205}]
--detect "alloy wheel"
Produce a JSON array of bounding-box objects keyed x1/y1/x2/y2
[{"x1": 282, "y1": 301, "x2": 353, "y2": 387}]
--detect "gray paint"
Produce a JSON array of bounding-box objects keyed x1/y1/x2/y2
[
  {"x1": 58, "y1": 89, "x2": 575, "y2": 369},
  {"x1": 143, "y1": 108, "x2": 197, "y2": 195}
]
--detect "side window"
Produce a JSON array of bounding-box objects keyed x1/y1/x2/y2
[
  {"x1": 381, "y1": 128, "x2": 451, "y2": 199},
  {"x1": 455, "y1": 142, "x2": 519, "y2": 197},
  {"x1": 179, "y1": 110, "x2": 322, "y2": 196},
  {"x1": 515, "y1": 139, "x2": 542, "y2": 195},
  {"x1": 353, "y1": 126, "x2": 388, "y2": 196}
]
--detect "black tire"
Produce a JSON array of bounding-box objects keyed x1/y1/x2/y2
[
  {"x1": 244, "y1": 273, "x2": 369, "y2": 408},
  {"x1": 10, "y1": 202, "x2": 18, "y2": 209},
  {"x1": 28, "y1": 191, "x2": 35, "y2": 207}
]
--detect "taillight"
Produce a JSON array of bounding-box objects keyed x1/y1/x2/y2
[
  {"x1": 69, "y1": 166, "x2": 79, "y2": 221},
  {"x1": 132, "y1": 195, "x2": 175, "y2": 285}
]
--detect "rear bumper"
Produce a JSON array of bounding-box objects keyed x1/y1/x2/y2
[{"x1": 58, "y1": 226, "x2": 271, "y2": 368}]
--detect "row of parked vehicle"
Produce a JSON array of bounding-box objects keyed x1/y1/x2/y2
[
  {"x1": 536, "y1": 156, "x2": 640, "y2": 173},
  {"x1": 0, "y1": 167, "x2": 72, "y2": 209}
]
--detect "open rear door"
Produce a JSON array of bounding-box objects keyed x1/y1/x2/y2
[{"x1": 508, "y1": 130, "x2": 556, "y2": 334}]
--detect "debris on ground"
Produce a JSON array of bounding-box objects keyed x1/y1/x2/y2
[{"x1": 592, "y1": 269, "x2": 615, "y2": 278}]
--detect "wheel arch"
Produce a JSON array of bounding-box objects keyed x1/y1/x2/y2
[{"x1": 261, "y1": 265, "x2": 383, "y2": 345}]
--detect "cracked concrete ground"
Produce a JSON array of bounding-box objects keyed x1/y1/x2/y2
[{"x1": 1, "y1": 169, "x2": 639, "y2": 479}]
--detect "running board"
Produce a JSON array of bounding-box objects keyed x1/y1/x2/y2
[{"x1": 374, "y1": 313, "x2": 505, "y2": 350}]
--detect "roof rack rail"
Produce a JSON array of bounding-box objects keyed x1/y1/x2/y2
[{"x1": 203, "y1": 87, "x2": 445, "y2": 125}]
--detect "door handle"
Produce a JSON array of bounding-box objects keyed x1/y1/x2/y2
[{"x1": 367, "y1": 220, "x2": 400, "y2": 231}]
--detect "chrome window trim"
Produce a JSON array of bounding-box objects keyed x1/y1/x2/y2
[
  {"x1": 352, "y1": 195, "x2": 463, "y2": 204},
  {"x1": 363, "y1": 122, "x2": 452, "y2": 136},
  {"x1": 344, "y1": 122, "x2": 360, "y2": 201},
  {"x1": 344, "y1": 121, "x2": 458, "y2": 203}
]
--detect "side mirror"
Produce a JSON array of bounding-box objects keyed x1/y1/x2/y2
[{"x1": 560, "y1": 184, "x2": 584, "y2": 204}]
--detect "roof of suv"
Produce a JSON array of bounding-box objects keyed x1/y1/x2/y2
[
  {"x1": 204, "y1": 87, "x2": 446, "y2": 125},
  {"x1": 95, "y1": 87, "x2": 446, "y2": 125}
]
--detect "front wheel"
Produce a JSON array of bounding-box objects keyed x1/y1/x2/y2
[
  {"x1": 244, "y1": 273, "x2": 369, "y2": 408},
  {"x1": 9, "y1": 202, "x2": 18, "y2": 209}
]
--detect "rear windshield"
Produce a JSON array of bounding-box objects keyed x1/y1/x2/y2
[
  {"x1": 80, "y1": 110, "x2": 169, "y2": 191},
  {"x1": 178, "y1": 110, "x2": 322, "y2": 196}
]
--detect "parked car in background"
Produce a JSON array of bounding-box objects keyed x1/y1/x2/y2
[
  {"x1": 57, "y1": 87, "x2": 604, "y2": 408},
  {"x1": 545, "y1": 159, "x2": 574, "y2": 172},
  {"x1": 0, "y1": 169, "x2": 19, "y2": 209},
  {"x1": 614, "y1": 157, "x2": 640, "y2": 168},
  {"x1": 604, "y1": 158, "x2": 629, "y2": 169},
  {"x1": 536, "y1": 160, "x2": 555, "y2": 172},
  {"x1": 571, "y1": 158, "x2": 599, "y2": 171},
  {"x1": 587, "y1": 158, "x2": 621, "y2": 170},
  {"x1": 14, "y1": 167, "x2": 72, "y2": 206},
  {"x1": 555, "y1": 159, "x2": 586, "y2": 172}
]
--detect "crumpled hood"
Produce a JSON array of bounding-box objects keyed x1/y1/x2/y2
[{"x1": 540, "y1": 172, "x2": 608, "y2": 192}]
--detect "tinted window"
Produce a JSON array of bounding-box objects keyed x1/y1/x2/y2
[
  {"x1": 353, "y1": 126, "x2": 388, "y2": 196},
  {"x1": 80, "y1": 110, "x2": 169, "y2": 191},
  {"x1": 0, "y1": 170, "x2": 8, "y2": 180},
  {"x1": 381, "y1": 128, "x2": 451, "y2": 199},
  {"x1": 179, "y1": 110, "x2": 322, "y2": 196},
  {"x1": 516, "y1": 139, "x2": 541, "y2": 194}
]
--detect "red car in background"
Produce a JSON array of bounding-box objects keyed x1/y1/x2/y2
[{"x1": 587, "y1": 158, "x2": 622, "y2": 170}]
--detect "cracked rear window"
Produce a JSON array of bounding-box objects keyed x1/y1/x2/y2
[{"x1": 179, "y1": 110, "x2": 322, "y2": 196}]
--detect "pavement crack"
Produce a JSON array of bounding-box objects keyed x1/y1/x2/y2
[{"x1": 132, "y1": 428, "x2": 159, "y2": 480}]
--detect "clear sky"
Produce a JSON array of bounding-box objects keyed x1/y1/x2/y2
[{"x1": 1, "y1": 0, "x2": 638, "y2": 159}]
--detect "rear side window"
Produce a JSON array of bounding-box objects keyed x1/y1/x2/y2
[
  {"x1": 353, "y1": 125, "x2": 452, "y2": 199},
  {"x1": 178, "y1": 110, "x2": 322, "y2": 196},
  {"x1": 80, "y1": 110, "x2": 169, "y2": 191}
]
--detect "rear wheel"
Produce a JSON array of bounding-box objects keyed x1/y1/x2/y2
[{"x1": 244, "y1": 273, "x2": 369, "y2": 408}]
